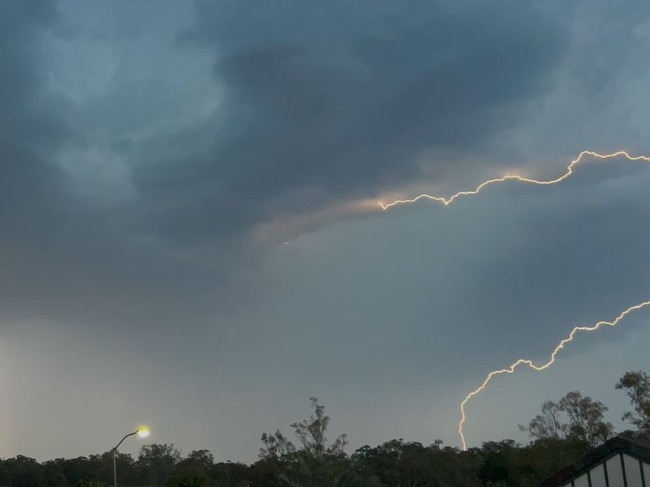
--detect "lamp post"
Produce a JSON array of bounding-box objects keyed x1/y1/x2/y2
[{"x1": 111, "y1": 426, "x2": 150, "y2": 487}]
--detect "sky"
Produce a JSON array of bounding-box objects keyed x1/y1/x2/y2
[{"x1": 1, "y1": 0, "x2": 650, "y2": 462}]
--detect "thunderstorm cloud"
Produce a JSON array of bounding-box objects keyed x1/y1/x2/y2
[{"x1": 1, "y1": 0, "x2": 650, "y2": 460}]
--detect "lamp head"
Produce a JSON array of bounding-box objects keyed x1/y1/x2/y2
[{"x1": 137, "y1": 426, "x2": 150, "y2": 439}]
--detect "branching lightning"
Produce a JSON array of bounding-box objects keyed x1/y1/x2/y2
[
  {"x1": 458, "y1": 300, "x2": 650, "y2": 450},
  {"x1": 379, "y1": 150, "x2": 650, "y2": 210},
  {"x1": 376, "y1": 149, "x2": 650, "y2": 450}
]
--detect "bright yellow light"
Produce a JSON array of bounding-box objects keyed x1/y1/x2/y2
[
  {"x1": 137, "y1": 426, "x2": 150, "y2": 439},
  {"x1": 379, "y1": 150, "x2": 650, "y2": 210},
  {"x1": 457, "y1": 300, "x2": 650, "y2": 451}
]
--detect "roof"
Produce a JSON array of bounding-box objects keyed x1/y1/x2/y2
[{"x1": 539, "y1": 436, "x2": 650, "y2": 487}]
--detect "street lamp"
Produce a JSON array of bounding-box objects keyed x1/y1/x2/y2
[{"x1": 111, "y1": 426, "x2": 150, "y2": 487}]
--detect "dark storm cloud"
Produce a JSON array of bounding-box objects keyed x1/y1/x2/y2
[
  {"x1": 0, "y1": 2, "x2": 224, "y2": 329},
  {"x1": 3, "y1": 0, "x2": 650, "y2": 460},
  {"x1": 0, "y1": 1, "x2": 73, "y2": 245},
  {"x1": 132, "y1": 0, "x2": 571, "y2": 242},
  {"x1": 0, "y1": 2, "x2": 110, "y2": 327},
  {"x1": 0, "y1": 0, "x2": 642, "y2": 337}
]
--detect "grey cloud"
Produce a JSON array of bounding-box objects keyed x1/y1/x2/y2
[
  {"x1": 568, "y1": 0, "x2": 650, "y2": 94},
  {"x1": 0, "y1": 0, "x2": 645, "y2": 338},
  {"x1": 132, "y1": 0, "x2": 570, "y2": 243},
  {"x1": 0, "y1": 1, "x2": 239, "y2": 331},
  {"x1": 0, "y1": 1, "x2": 74, "y2": 244},
  {"x1": 499, "y1": 0, "x2": 650, "y2": 161},
  {"x1": 3, "y1": 0, "x2": 650, "y2": 461}
]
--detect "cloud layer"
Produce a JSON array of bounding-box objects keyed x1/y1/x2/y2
[{"x1": 1, "y1": 0, "x2": 649, "y2": 461}]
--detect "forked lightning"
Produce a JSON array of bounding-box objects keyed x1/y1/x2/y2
[{"x1": 378, "y1": 150, "x2": 650, "y2": 450}]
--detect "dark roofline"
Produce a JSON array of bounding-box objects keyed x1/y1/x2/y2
[{"x1": 539, "y1": 436, "x2": 650, "y2": 487}]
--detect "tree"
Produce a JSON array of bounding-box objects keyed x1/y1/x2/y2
[
  {"x1": 616, "y1": 370, "x2": 650, "y2": 434},
  {"x1": 478, "y1": 440, "x2": 517, "y2": 487},
  {"x1": 60, "y1": 456, "x2": 101, "y2": 486},
  {"x1": 167, "y1": 450, "x2": 217, "y2": 487},
  {"x1": 522, "y1": 401, "x2": 563, "y2": 441},
  {"x1": 2, "y1": 455, "x2": 44, "y2": 487},
  {"x1": 211, "y1": 461, "x2": 250, "y2": 487},
  {"x1": 350, "y1": 439, "x2": 480, "y2": 487},
  {"x1": 187, "y1": 450, "x2": 214, "y2": 468},
  {"x1": 353, "y1": 439, "x2": 435, "y2": 487},
  {"x1": 558, "y1": 391, "x2": 614, "y2": 446},
  {"x1": 260, "y1": 429, "x2": 297, "y2": 461},
  {"x1": 290, "y1": 397, "x2": 348, "y2": 460},
  {"x1": 41, "y1": 460, "x2": 67, "y2": 487},
  {"x1": 259, "y1": 397, "x2": 349, "y2": 487},
  {"x1": 137, "y1": 443, "x2": 181, "y2": 487},
  {"x1": 520, "y1": 391, "x2": 613, "y2": 447}
]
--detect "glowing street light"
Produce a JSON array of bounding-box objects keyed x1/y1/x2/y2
[
  {"x1": 137, "y1": 426, "x2": 150, "y2": 439},
  {"x1": 111, "y1": 426, "x2": 150, "y2": 487}
]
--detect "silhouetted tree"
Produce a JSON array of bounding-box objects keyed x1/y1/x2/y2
[
  {"x1": 211, "y1": 461, "x2": 250, "y2": 487},
  {"x1": 521, "y1": 401, "x2": 563, "y2": 441},
  {"x1": 520, "y1": 391, "x2": 613, "y2": 446},
  {"x1": 259, "y1": 397, "x2": 349, "y2": 487},
  {"x1": 138, "y1": 443, "x2": 181, "y2": 486},
  {"x1": 167, "y1": 449, "x2": 216, "y2": 487},
  {"x1": 478, "y1": 440, "x2": 517, "y2": 487},
  {"x1": 2, "y1": 455, "x2": 44, "y2": 487},
  {"x1": 60, "y1": 456, "x2": 101, "y2": 486},
  {"x1": 42, "y1": 459, "x2": 67, "y2": 487},
  {"x1": 616, "y1": 370, "x2": 650, "y2": 434}
]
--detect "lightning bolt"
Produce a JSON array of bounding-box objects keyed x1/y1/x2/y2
[
  {"x1": 458, "y1": 299, "x2": 650, "y2": 450},
  {"x1": 379, "y1": 150, "x2": 650, "y2": 210},
  {"x1": 375, "y1": 149, "x2": 650, "y2": 449}
]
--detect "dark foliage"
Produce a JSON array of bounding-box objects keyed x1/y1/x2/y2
[{"x1": 2, "y1": 371, "x2": 648, "y2": 486}]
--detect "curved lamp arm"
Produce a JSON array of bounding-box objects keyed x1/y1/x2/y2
[{"x1": 112, "y1": 430, "x2": 140, "y2": 453}]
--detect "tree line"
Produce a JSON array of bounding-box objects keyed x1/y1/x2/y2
[{"x1": 2, "y1": 370, "x2": 650, "y2": 487}]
